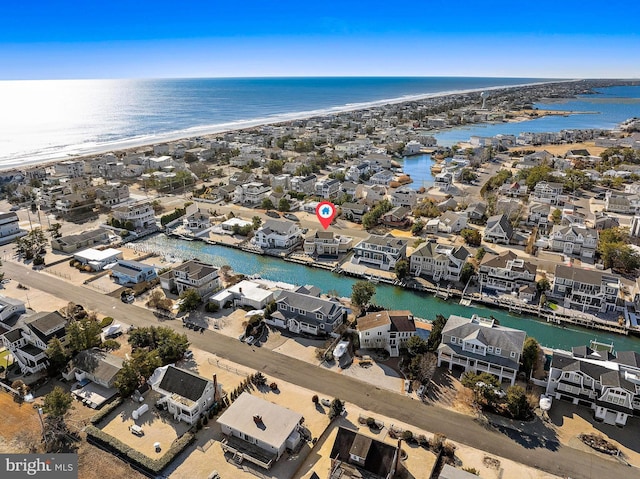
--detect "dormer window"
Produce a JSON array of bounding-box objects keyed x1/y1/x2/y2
[{"x1": 495, "y1": 348, "x2": 501, "y2": 355}]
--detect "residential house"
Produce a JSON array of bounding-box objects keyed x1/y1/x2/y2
[
  {"x1": 182, "y1": 208, "x2": 211, "y2": 233},
  {"x1": 546, "y1": 347, "x2": 640, "y2": 426},
  {"x1": 479, "y1": 251, "x2": 537, "y2": 296},
  {"x1": 437, "y1": 197, "x2": 458, "y2": 212},
  {"x1": 437, "y1": 314, "x2": 526, "y2": 385},
  {"x1": 548, "y1": 224, "x2": 598, "y2": 258},
  {"x1": 54, "y1": 193, "x2": 95, "y2": 218},
  {"x1": 110, "y1": 259, "x2": 157, "y2": 285},
  {"x1": 346, "y1": 162, "x2": 370, "y2": 182},
  {"x1": 532, "y1": 181, "x2": 566, "y2": 205},
  {"x1": 465, "y1": 202, "x2": 487, "y2": 224},
  {"x1": 403, "y1": 140, "x2": 423, "y2": 155},
  {"x1": 630, "y1": 216, "x2": 640, "y2": 238},
  {"x1": 270, "y1": 174, "x2": 291, "y2": 191},
  {"x1": 303, "y1": 230, "x2": 352, "y2": 258},
  {"x1": 0, "y1": 212, "x2": 26, "y2": 245},
  {"x1": 338, "y1": 181, "x2": 362, "y2": 200},
  {"x1": 290, "y1": 175, "x2": 317, "y2": 195},
  {"x1": 499, "y1": 181, "x2": 528, "y2": 198},
  {"x1": 51, "y1": 229, "x2": 110, "y2": 254},
  {"x1": 605, "y1": 192, "x2": 640, "y2": 215},
  {"x1": 111, "y1": 200, "x2": 157, "y2": 232},
  {"x1": 67, "y1": 348, "x2": 123, "y2": 389},
  {"x1": 329, "y1": 427, "x2": 402, "y2": 479},
  {"x1": 369, "y1": 170, "x2": 394, "y2": 186},
  {"x1": 362, "y1": 185, "x2": 387, "y2": 205},
  {"x1": 340, "y1": 202, "x2": 369, "y2": 223},
  {"x1": 74, "y1": 248, "x2": 123, "y2": 271},
  {"x1": 438, "y1": 211, "x2": 467, "y2": 233},
  {"x1": 229, "y1": 171, "x2": 255, "y2": 186},
  {"x1": 0, "y1": 296, "x2": 26, "y2": 323},
  {"x1": 434, "y1": 172, "x2": 453, "y2": 190},
  {"x1": 1, "y1": 311, "x2": 68, "y2": 374},
  {"x1": 380, "y1": 206, "x2": 411, "y2": 227},
  {"x1": 252, "y1": 219, "x2": 302, "y2": 251},
  {"x1": 234, "y1": 182, "x2": 271, "y2": 206},
  {"x1": 390, "y1": 186, "x2": 417, "y2": 208},
  {"x1": 159, "y1": 259, "x2": 220, "y2": 299},
  {"x1": 352, "y1": 234, "x2": 408, "y2": 271},
  {"x1": 217, "y1": 392, "x2": 304, "y2": 469},
  {"x1": 527, "y1": 202, "x2": 550, "y2": 228},
  {"x1": 209, "y1": 280, "x2": 274, "y2": 310},
  {"x1": 550, "y1": 264, "x2": 623, "y2": 313},
  {"x1": 268, "y1": 290, "x2": 345, "y2": 336},
  {"x1": 95, "y1": 183, "x2": 130, "y2": 207},
  {"x1": 357, "y1": 310, "x2": 416, "y2": 357},
  {"x1": 409, "y1": 241, "x2": 469, "y2": 282},
  {"x1": 150, "y1": 365, "x2": 220, "y2": 424},
  {"x1": 483, "y1": 214, "x2": 513, "y2": 244},
  {"x1": 216, "y1": 184, "x2": 236, "y2": 201},
  {"x1": 594, "y1": 213, "x2": 619, "y2": 231},
  {"x1": 54, "y1": 160, "x2": 85, "y2": 178}
]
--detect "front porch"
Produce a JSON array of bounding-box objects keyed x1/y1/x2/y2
[{"x1": 438, "y1": 352, "x2": 516, "y2": 385}]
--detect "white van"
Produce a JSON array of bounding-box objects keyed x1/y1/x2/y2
[{"x1": 129, "y1": 425, "x2": 144, "y2": 436}]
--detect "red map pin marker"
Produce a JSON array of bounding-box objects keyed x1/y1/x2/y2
[{"x1": 316, "y1": 201, "x2": 336, "y2": 230}]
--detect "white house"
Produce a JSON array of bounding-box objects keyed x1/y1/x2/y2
[
  {"x1": 252, "y1": 219, "x2": 302, "y2": 251},
  {"x1": 352, "y1": 234, "x2": 408, "y2": 271},
  {"x1": 234, "y1": 182, "x2": 271, "y2": 206},
  {"x1": 74, "y1": 248, "x2": 123, "y2": 271},
  {"x1": 111, "y1": 201, "x2": 157, "y2": 232},
  {"x1": 0, "y1": 212, "x2": 27, "y2": 245},
  {"x1": 159, "y1": 259, "x2": 220, "y2": 299},
  {"x1": 357, "y1": 310, "x2": 416, "y2": 357},
  {"x1": 303, "y1": 230, "x2": 352, "y2": 257},
  {"x1": 409, "y1": 241, "x2": 469, "y2": 282}
]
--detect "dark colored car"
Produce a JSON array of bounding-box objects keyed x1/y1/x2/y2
[{"x1": 265, "y1": 210, "x2": 280, "y2": 218}]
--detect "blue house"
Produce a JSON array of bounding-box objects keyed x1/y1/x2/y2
[{"x1": 110, "y1": 260, "x2": 157, "y2": 285}]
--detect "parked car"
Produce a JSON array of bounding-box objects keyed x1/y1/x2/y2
[
  {"x1": 183, "y1": 350, "x2": 194, "y2": 360},
  {"x1": 283, "y1": 213, "x2": 299, "y2": 222},
  {"x1": 129, "y1": 425, "x2": 144, "y2": 436},
  {"x1": 265, "y1": 210, "x2": 280, "y2": 218},
  {"x1": 244, "y1": 336, "x2": 254, "y2": 345}
]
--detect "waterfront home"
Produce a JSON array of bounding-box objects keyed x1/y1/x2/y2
[
  {"x1": 290, "y1": 174, "x2": 317, "y2": 195},
  {"x1": 315, "y1": 178, "x2": 340, "y2": 199},
  {"x1": 369, "y1": 170, "x2": 394, "y2": 186},
  {"x1": 340, "y1": 202, "x2": 369, "y2": 223},
  {"x1": 210, "y1": 280, "x2": 274, "y2": 310},
  {"x1": 233, "y1": 182, "x2": 271, "y2": 207},
  {"x1": 110, "y1": 259, "x2": 157, "y2": 286},
  {"x1": 479, "y1": 250, "x2": 537, "y2": 296},
  {"x1": 0, "y1": 212, "x2": 27, "y2": 246},
  {"x1": 182, "y1": 207, "x2": 211, "y2": 233},
  {"x1": 252, "y1": 219, "x2": 302, "y2": 251},
  {"x1": 54, "y1": 160, "x2": 85, "y2": 178},
  {"x1": 51, "y1": 229, "x2": 110, "y2": 254},
  {"x1": 362, "y1": 185, "x2": 388, "y2": 205},
  {"x1": 111, "y1": 200, "x2": 157, "y2": 232},
  {"x1": 437, "y1": 314, "x2": 526, "y2": 385},
  {"x1": 483, "y1": 214, "x2": 513, "y2": 244},
  {"x1": 434, "y1": 172, "x2": 453, "y2": 191},
  {"x1": 269, "y1": 290, "x2": 345, "y2": 336},
  {"x1": 409, "y1": 241, "x2": 469, "y2": 282},
  {"x1": 604, "y1": 191, "x2": 640, "y2": 215},
  {"x1": 380, "y1": 206, "x2": 411, "y2": 227},
  {"x1": 531, "y1": 181, "x2": 566, "y2": 205},
  {"x1": 546, "y1": 347, "x2": 640, "y2": 427},
  {"x1": 550, "y1": 264, "x2": 622, "y2": 314},
  {"x1": 1, "y1": 311, "x2": 68, "y2": 374},
  {"x1": 548, "y1": 224, "x2": 598, "y2": 258},
  {"x1": 357, "y1": 310, "x2": 416, "y2": 357},
  {"x1": 74, "y1": 248, "x2": 123, "y2": 271},
  {"x1": 438, "y1": 211, "x2": 467, "y2": 233},
  {"x1": 329, "y1": 427, "x2": 402, "y2": 479},
  {"x1": 352, "y1": 234, "x2": 408, "y2": 271},
  {"x1": 403, "y1": 140, "x2": 423, "y2": 156},
  {"x1": 390, "y1": 186, "x2": 417, "y2": 208},
  {"x1": 303, "y1": 229, "x2": 352, "y2": 258},
  {"x1": 150, "y1": 365, "x2": 220, "y2": 425},
  {"x1": 159, "y1": 259, "x2": 220, "y2": 299},
  {"x1": 217, "y1": 392, "x2": 304, "y2": 470}
]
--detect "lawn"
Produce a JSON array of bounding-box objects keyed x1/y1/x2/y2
[{"x1": 0, "y1": 349, "x2": 10, "y2": 369}]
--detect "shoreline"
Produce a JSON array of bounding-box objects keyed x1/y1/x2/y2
[
  {"x1": 0, "y1": 79, "x2": 579, "y2": 171},
  {"x1": 132, "y1": 231, "x2": 636, "y2": 340}
]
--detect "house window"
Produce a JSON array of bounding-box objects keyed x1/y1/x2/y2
[
  {"x1": 378, "y1": 332, "x2": 382, "y2": 336},
  {"x1": 510, "y1": 351, "x2": 516, "y2": 358},
  {"x1": 488, "y1": 346, "x2": 493, "y2": 353},
  {"x1": 316, "y1": 313, "x2": 322, "y2": 320},
  {"x1": 495, "y1": 348, "x2": 501, "y2": 355},
  {"x1": 451, "y1": 336, "x2": 457, "y2": 344}
]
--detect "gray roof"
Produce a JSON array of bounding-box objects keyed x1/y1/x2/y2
[
  {"x1": 442, "y1": 315, "x2": 526, "y2": 355},
  {"x1": 330, "y1": 427, "x2": 398, "y2": 479},
  {"x1": 261, "y1": 219, "x2": 297, "y2": 235},
  {"x1": 551, "y1": 352, "x2": 611, "y2": 380},
  {"x1": 2, "y1": 328, "x2": 23, "y2": 343},
  {"x1": 173, "y1": 260, "x2": 218, "y2": 281},
  {"x1": 275, "y1": 291, "x2": 343, "y2": 320},
  {"x1": 26, "y1": 311, "x2": 67, "y2": 343},
  {"x1": 481, "y1": 250, "x2": 536, "y2": 275},
  {"x1": 361, "y1": 234, "x2": 408, "y2": 248},
  {"x1": 554, "y1": 264, "x2": 619, "y2": 287},
  {"x1": 73, "y1": 348, "x2": 123, "y2": 384},
  {"x1": 54, "y1": 228, "x2": 107, "y2": 246},
  {"x1": 111, "y1": 260, "x2": 154, "y2": 276},
  {"x1": 439, "y1": 464, "x2": 483, "y2": 479},
  {"x1": 485, "y1": 214, "x2": 513, "y2": 238},
  {"x1": 600, "y1": 370, "x2": 636, "y2": 393},
  {"x1": 614, "y1": 351, "x2": 640, "y2": 369},
  {"x1": 158, "y1": 365, "x2": 210, "y2": 402}
]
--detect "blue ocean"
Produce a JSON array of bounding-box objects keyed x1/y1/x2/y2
[{"x1": 0, "y1": 77, "x2": 638, "y2": 168}]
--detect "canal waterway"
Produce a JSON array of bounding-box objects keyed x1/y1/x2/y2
[
  {"x1": 136, "y1": 234, "x2": 640, "y2": 352},
  {"x1": 399, "y1": 153, "x2": 435, "y2": 190}
]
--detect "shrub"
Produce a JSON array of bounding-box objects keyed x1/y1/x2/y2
[
  {"x1": 366, "y1": 417, "x2": 376, "y2": 428},
  {"x1": 269, "y1": 382, "x2": 278, "y2": 391},
  {"x1": 100, "y1": 316, "x2": 114, "y2": 328},
  {"x1": 205, "y1": 302, "x2": 219, "y2": 313},
  {"x1": 90, "y1": 398, "x2": 124, "y2": 425},
  {"x1": 430, "y1": 432, "x2": 446, "y2": 452},
  {"x1": 401, "y1": 430, "x2": 414, "y2": 442},
  {"x1": 312, "y1": 395, "x2": 319, "y2": 404}
]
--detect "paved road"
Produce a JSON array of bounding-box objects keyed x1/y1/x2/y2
[{"x1": 4, "y1": 261, "x2": 632, "y2": 479}]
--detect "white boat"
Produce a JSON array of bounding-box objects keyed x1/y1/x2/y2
[{"x1": 539, "y1": 394, "x2": 552, "y2": 412}]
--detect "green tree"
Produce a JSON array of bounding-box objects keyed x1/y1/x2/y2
[
  {"x1": 45, "y1": 338, "x2": 69, "y2": 376},
  {"x1": 460, "y1": 228, "x2": 482, "y2": 246},
  {"x1": 460, "y1": 262, "x2": 475, "y2": 284},
  {"x1": 521, "y1": 337, "x2": 540, "y2": 377},
  {"x1": 394, "y1": 259, "x2": 410, "y2": 280},
  {"x1": 278, "y1": 198, "x2": 291, "y2": 212},
  {"x1": 551, "y1": 208, "x2": 562, "y2": 224},
  {"x1": 536, "y1": 278, "x2": 550, "y2": 293},
  {"x1": 131, "y1": 349, "x2": 161, "y2": 379},
  {"x1": 101, "y1": 339, "x2": 121, "y2": 351},
  {"x1": 411, "y1": 220, "x2": 425, "y2": 236},
  {"x1": 405, "y1": 335, "x2": 428, "y2": 357},
  {"x1": 427, "y1": 314, "x2": 447, "y2": 351},
  {"x1": 266, "y1": 160, "x2": 283, "y2": 174},
  {"x1": 506, "y1": 385, "x2": 530, "y2": 419},
  {"x1": 252, "y1": 216, "x2": 262, "y2": 230},
  {"x1": 67, "y1": 316, "x2": 102, "y2": 353},
  {"x1": 328, "y1": 398, "x2": 345, "y2": 419},
  {"x1": 42, "y1": 386, "x2": 73, "y2": 418},
  {"x1": 361, "y1": 200, "x2": 393, "y2": 230},
  {"x1": 114, "y1": 360, "x2": 140, "y2": 397},
  {"x1": 351, "y1": 281, "x2": 376, "y2": 309},
  {"x1": 261, "y1": 198, "x2": 274, "y2": 210},
  {"x1": 48, "y1": 223, "x2": 62, "y2": 239},
  {"x1": 178, "y1": 288, "x2": 201, "y2": 312},
  {"x1": 475, "y1": 247, "x2": 486, "y2": 261},
  {"x1": 460, "y1": 168, "x2": 479, "y2": 184},
  {"x1": 598, "y1": 227, "x2": 640, "y2": 272},
  {"x1": 461, "y1": 371, "x2": 500, "y2": 406}
]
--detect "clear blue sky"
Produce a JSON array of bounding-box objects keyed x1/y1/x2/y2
[{"x1": 1, "y1": 0, "x2": 638, "y2": 80}]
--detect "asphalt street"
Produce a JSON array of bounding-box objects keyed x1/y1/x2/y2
[{"x1": 4, "y1": 260, "x2": 633, "y2": 479}]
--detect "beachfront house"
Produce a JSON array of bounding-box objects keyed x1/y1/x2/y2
[
  {"x1": 110, "y1": 259, "x2": 157, "y2": 285},
  {"x1": 369, "y1": 170, "x2": 394, "y2": 186},
  {"x1": 252, "y1": 219, "x2": 302, "y2": 251},
  {"x1": 149, "y1": 365, "x2": 221, "y2": 424},
  {"x1": 409, "y1": 241, "x2": 469, "y2": 282},
  {"x1": 437, "y1": 314, "x2": 526, "y2": 385},
  {"x1": 546, "y1": 346, "x2": 640, "y2": 427},
  {"x1": 1, "y1": 311, "x2": 68, "y2": 374},
  {"x1": 159, "y1": 259, "x2": 220, "y2": 299},
  {"x1": 478, "y1": 250, "x2": 537, "y2": 297},
  {"x1": 357, "y1": 310, "x2": 416, "y2": 357},
  {"x1": 550, "y1": 264, "x2": 623, "y2": 314},
  {"x1": 217, "y1": 392, "x2": 304, "y2": 470},
  {"x1": 268, "y1": 290, "x2": 345, "y2": 336},
  {"x1": 209, "y1": 280, "x2": 274, "y2": 310},
  {"x1": 483, "y1": 214, "x2": 513, "y2": 244},
  {"x1": 548, "y1": 224, "x2": 598, "y2": 258},
  {"x1": 303, "y1": 230, "x2": 353, "y2": 258},
  {"x1": 352, "y1": 234, "x2": 408, "y2": 271}
]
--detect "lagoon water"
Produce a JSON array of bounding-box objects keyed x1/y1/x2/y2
[{"x1": 137, "y1": 234, "x2": 640, "y2": 352}]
